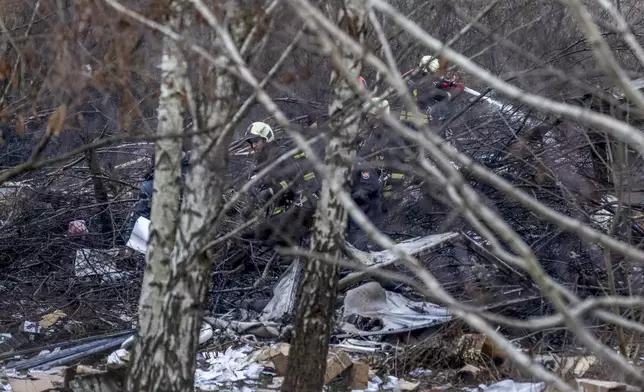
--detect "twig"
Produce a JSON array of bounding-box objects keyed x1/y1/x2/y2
[
  {"x1": 0, "y1": 130, "x2": 205, "y2": 185},
  {"x1": 254, "y1": 252, "x2": 278, "y2": 288},
  {"x1": 562, "y1": 0, "x2": 644, "y2": 112},
  {"x1": 211, "y1": 286, "x2": 269, "y2": 293}
]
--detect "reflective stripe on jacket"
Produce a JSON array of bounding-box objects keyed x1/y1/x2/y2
[{"x1": 399, "y1": 110, "x2": 429, "y2": 123}]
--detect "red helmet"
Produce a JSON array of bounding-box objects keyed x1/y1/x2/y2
[{"x1": 359, "y1": 76, "x2": 367, "y2": 88}]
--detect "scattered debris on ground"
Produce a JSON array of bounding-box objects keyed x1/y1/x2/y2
[
  {"x1": 2, "y1": 312, "x2": 640, "y2": 392},
  {"x1": 1, "y1": 155, "x2": 642, "y2": 391}
]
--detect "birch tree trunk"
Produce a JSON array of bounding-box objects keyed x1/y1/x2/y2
[
  {"x1": 282, "y1": 0, "x2": 366, "y2": 390},
  {"x1": 126, "y1": 3, "x2": 188, "y2": 391},
  {"x1": 126, "y1": 3, "x2": 247, "y2": 392}
]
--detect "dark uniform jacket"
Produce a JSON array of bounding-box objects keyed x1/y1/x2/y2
[
  {"x1": 248, "y1": 136, "x2": 324, "y2": 245},
  {"x1": 358, "y1": 127, "x2": 408, "y2": 202},
  {"x1": 397, "y1": 72, "x2": 451, "y2": 124},
  {"x1": 347, "y1": 160, "x2": 383, "y2": 250},
  {"x1": 350, "y1": 161, "x2": 382, "y2": 216},
  {"x1": 253, "y1": 138, "x2": 324, "y2": 214}
]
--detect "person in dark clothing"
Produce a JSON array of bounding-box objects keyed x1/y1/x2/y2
[
  {"x1": 398, "y1": 55, "x2": 465, "y2": 128},
  {"x1": 243, "y1": 122, "x2": 322, "y2": 211},
  {"x1": 347, "y1": 159, "x2": 383, "y2": 251},
  {"x1": 242, "y1": 122, "x2": 323, "y2": 245},
  {"x1": 358, "y1": 125, "x2": 411, "y2": 213},
  {"x1": 127, "y1": 151, "x2": 191, "y2": 234},
  {"x1": 427, "y1": 74, "x2": 465, "y2": 126}
]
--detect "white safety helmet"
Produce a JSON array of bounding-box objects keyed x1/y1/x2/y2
[
  {"x1": 367, "y1": 98, "x2": 390, "y2": 115},
  {"x1": 244, "y1": 121, "x2": 274, "y2": 143},
  {"x1": 419, "y1": 55, "x2": 439, "y2": 74}
]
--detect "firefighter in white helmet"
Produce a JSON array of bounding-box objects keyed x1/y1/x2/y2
[
  {"x1": 398, "y1": 54, "x2": 464, "y2": 127},
  {"x1": 398, "y1": 55, "x2": 443, "y2": 126},
  {"x1": 243, "y1": 121, "x2": 275, "y2": 152},
  {"x1": 241, "y1": 121, "x2": 321, "y2": 227}
]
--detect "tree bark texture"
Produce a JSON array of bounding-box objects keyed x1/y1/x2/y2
[
  {"x1": 126, "y1": 3, "x2": 249, "y2": 391},
  {"x1": 86, "y1": 148, "x2": 112, "y2": 235},
  {"x1": 282, "y1": 0, "x2": 366, "y2": 391},
  {"x1": 126, "y1": 3, "x2": 189, "y2": 391}
]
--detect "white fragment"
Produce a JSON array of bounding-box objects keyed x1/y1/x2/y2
[
  {"x1": 199, "y1": 322, "x2": 214, "y2": 345},
  {"x1": 194, "y1": 345, "x2": 264, "y2": 390},
  {"x1": 126, "y1": 217, "x2": 151, "y2": 255},
  {"x1": 20, "y1": 321, "x2": 41, "y2": 334},
  {"x1": 476, "y1": 379, "x2": 545, "y2": 392}
]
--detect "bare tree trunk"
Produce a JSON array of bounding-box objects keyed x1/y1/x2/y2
[
  {"x1": 126, "y1": 3, "x2": 190, "y2": 391},
  {"x1": 282, "y1": 0, "x2": 366, "y2": 390},
  {"x1": 85, "y1": 148, "x2": 112, "y2": 235},
  {"x1": 126, "y1": 3, "x2": 248, "y2": 392}
]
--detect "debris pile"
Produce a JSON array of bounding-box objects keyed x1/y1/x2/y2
[
  {"x1": 0, "y1": 170, "x2": 639, "y2": 391},
  {"x1": 2, "y1": 69, "x2": 643, "y2": 392},
  {"x1": 1, "y1": 262, "x2": 639, "y2": 392},
  {"x1": 2, "y1": 327, "x2": 639, "y2": 392}
]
